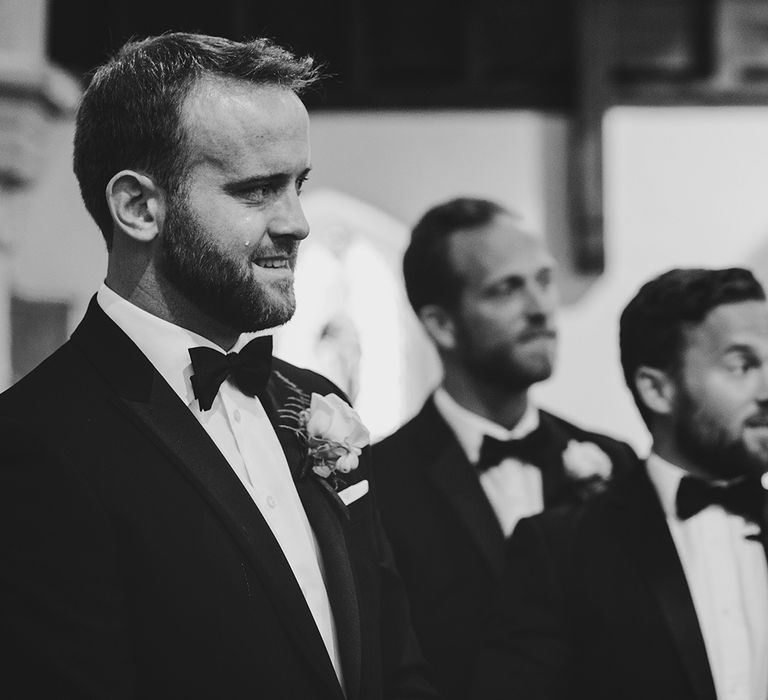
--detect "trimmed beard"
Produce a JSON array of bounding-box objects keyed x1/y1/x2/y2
[
  {"x1": 159, "y1": 194, "x2": 296, "y2": 333},
  {"x1": 675, "y1": 385, "x2": 768, "y2": 480},
  {"x1": 457, "y1": 335, "x2": 554, "y2": 392}
]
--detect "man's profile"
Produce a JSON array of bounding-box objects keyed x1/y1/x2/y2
[
  {"x1": 0, "y1": 32, "x2": 436, "y2": 700},
  {"x1": 477, "y1": 267, "x2": 768, "y2": 700},
  {"x1": 373, "y1": 196, "x2": 637, "y2": 700}
]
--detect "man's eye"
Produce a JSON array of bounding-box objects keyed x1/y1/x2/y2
[
  {"x1": 537, "y1": 269, "x2": 553, "y2": 288},
  {"x1": 243, "y1": 185, "x2": 266, "y2": 197},
  {"x1": 296, "y1": 174, "x2": 309, "y2": 194},
  {"x1": 243, "y1": 184, "x2": 277, "y2": 202},
  {"x1": 726, "y1": 356, "x2": 756, "y2": 374},
  {"x1": 487, "y1": 279, "x2": 522, "y2": 297}
]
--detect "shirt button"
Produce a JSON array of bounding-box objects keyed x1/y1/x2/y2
[
  {"x1": 233, "y1": 409, "x2": 241, "y2": 423},
  {"x1": 266, "y1": 495, "x2": 277, "y2": 509}
]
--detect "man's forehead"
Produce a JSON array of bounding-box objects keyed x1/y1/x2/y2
[
  {"x1": 184, "y1": 74, "x2": 292, "y2": 109},
  {"x1": 687, "y1": 300, "x2": 768, "y2": 350},
  {"x1": 180, "y1": 77, "x2": 310, "y2": 173},
  {"x1": 183, "y1": 77, "x2": 306, "y2": 132},
  {"x1": 448, "y1": 218, "x2": 553, "y2": 274}
]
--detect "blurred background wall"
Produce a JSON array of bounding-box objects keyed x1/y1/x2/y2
[{"x1": 3, "y1": 0, "x2": 768, "y2": 455}]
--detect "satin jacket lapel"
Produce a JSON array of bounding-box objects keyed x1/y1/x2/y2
[
  {"x1": 418, "y1": 400, "x2": 505, "y2": 578},
  {"x1": 526, "y1": 412, "x2": 572, "y2": 507},
  {"x1": 295, "y1": 477, "x2": 362, "y2": 700},
  {"x1": 262, "y1": 368, "x2": 362, "y2": 699},
  {"x1": 263, "y1": 368, "x2": 309, "y2": 481},
  {"x1": 611, "y1": 468, "x2": 717, "y2": 700},
  {"x1": 70, "y1": 300, "x2": 344, "y2": 700}
]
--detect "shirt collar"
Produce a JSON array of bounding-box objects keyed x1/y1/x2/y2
[
  {"x1": 433, "y1": 386, "x2": 540, "y2": 464},
  {"x1": 646, "y1": 452, "x2": 688, "y2": 519},
  {"x1": 96, "y1": 284, "x2": 265, "y2": 407}
]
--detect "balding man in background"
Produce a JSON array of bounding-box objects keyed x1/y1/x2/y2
[{"x1": 373, "y1": 196, "x2": 638, "y2": 700}]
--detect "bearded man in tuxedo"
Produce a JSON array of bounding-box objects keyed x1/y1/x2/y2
[
  {"x1": 0, "y1": 32, "x2": 436, "y2": 700},
  {"x1": 477, "y1": 267, "x2": 768, "y2": 700},
  {"x1": 372, "y1": 197, "x2": 638, "y2": 700}
]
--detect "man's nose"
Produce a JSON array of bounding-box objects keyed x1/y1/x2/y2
[
  {"x1": 268, "y1": 190, "x2": 310, "y2": 241},
  {"x1": 756, "y1": 365, "x2": 768, "y2": 403},
  {"x1": 525, "y1": 283, "x2": 557, "y2": 319}
]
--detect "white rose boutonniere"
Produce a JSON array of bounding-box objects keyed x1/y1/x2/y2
[
  {"x1": 297, "y1": 392, "x2": 370, "y2": 488},
  {"x1": 562, "y1": 440, "x2": 613, "y2": 498}
]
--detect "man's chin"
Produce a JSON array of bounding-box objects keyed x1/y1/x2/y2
[
  {"x1": 707, "y1": 440, "x2": 768, "y2": 479},
  {"x1": 741, "y1": 438, "x2": 768, "y2": 474},
  {"x1": 515, "y1": 357, "x2": 554, "y2": 385},
  {"x1": 744, "y1": 424, "x2": 768, "y2": 448},
  {"x1": 482, "y1": 363, "x2": 553, "y2": 391},
  {"x1": 238, "y1": 299, "x2": 296, "y2": 333}
]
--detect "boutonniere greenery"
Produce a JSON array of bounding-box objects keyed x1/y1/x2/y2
[
  {"x1": 279, "y1": 385, "x2": 370, "y2": 491},
  {"x1": 562, "y1": 440, "x2": 613, "y2": 498}
]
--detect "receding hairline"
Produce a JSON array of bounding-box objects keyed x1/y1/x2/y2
[
  {"x1": 183, "y1": 74, "x2": 307, "y2": 125},
  {"x1": 181, "y1": 72, "x2": 309, "y2": 123},
  {"x1": 186, "y1": 70, "x2": 308, "y2": 97},
  {"x1": 445, "y1": 212, "x2": 548, "y2": 258},
  {"x1": 442, "y1": 213, "x2": 553, "y2": 286},
  {"x1": 173, "y1": 74, "x2": 310, "y2": 172}
]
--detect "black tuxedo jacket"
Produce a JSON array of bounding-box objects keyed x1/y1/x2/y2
[
  {"x1": 371, "y1": 396, "x2": 639, "y2": 700},
  {"x1": 475, "y1": 464, "x2": 719, "y2": 700},
  {"x1": 0, "y1": 300, "x2": 437, "y2": 700}
]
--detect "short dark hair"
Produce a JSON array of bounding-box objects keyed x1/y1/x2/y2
[
  {"x1": 403, "y1": 197, "x2": 510, "y2": 313},
  {"x1": 73, "y1": 32, "x2": 321, "y2": 247},
  {"x1": 619, "y1": 267, "x2": 766, "y2": 424}
]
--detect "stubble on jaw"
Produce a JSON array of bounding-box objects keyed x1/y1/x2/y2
[
  {"x1": 458, "y1": 332, "x2": 556, "y2": 393},
  {"x1": 674, "y1": 388, "x2": 768, "y2": 480},
  {"x1": 158, "y1": 196, "x2": 299, "y2": 335}
]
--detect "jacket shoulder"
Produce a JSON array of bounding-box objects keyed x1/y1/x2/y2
[
  {"x1": 540, "y1": 409, "x2": 640, "y2": 473},
  {"x1": 0, "y1": 340, "x2": 82, "y2": 414},
  {"x1": 539, "y1": 409, "x2": 628, "y2": 446},
  {"x1": 374, "y1": 411, "x2": 423, "y2": 452},
  {"x1": 372, "y1": 398, "x2": 445, "y2": 460}
]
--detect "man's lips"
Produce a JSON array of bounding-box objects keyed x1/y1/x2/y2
[
  {"x1": 519, "y1": 328, "x2": 557, "y2": 342},
  {"x1": 745, "y1": 415, "x2": 768, "y2": 429},
  {"x1": 251, "y1": 256, "x2": 294, "y2": 270}
]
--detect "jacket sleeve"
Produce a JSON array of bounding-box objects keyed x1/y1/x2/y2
[{"x1": 0, "y1": 427, "x2": 136, "y2": 699}]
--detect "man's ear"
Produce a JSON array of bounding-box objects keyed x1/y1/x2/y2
[
  {"x1": 106, "y1": 170, "x2": 165, "y2": 243},
  {"x1": 419, "y1": 304, "x2": 457, "y2": 352},
  {"x1": 634, "y1": 365, "x2": 676, "y2": 416}
]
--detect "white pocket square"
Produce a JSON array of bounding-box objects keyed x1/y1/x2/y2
[{"x1": 338, "y1": 479, "x2": 369, "y2": 506}]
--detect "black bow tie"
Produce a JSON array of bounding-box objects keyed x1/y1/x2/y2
[
  {"x1": 476, "y1": 430, "x2": 547, "y2": 473},
  {"x1": 188, "y1": 336, "x2": 273, "y2": 411},
  {"x1": 676, "y1": 474, "x2": 765, "y2": 523}
]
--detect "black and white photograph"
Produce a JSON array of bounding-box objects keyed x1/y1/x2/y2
[{"x1": 1, "y1": 2, "x2": 768, "y2": 699}]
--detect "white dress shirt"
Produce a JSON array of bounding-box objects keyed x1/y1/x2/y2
[
  {"x1": 433, "y1": 387, "x2": 543, "y2": 537},
  {"x1": 97, "y1": 284, "x2": 343, "y2": 686},
  {"x1": 647, "y1": 454, "x2": 768, "y2": 700}
]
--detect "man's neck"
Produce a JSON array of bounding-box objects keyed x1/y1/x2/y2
[
  {"x1": 441, "y1": 374, "x2": 529, "y2": 430},
  {"x1": 105, "y1": 274, "x2": 239, "y2": 351},
  {"x1": 649, "y1": 433, "x2": 706, "y2": 479},
  {"x1": 651, "y1": 432, "x2": 749, "y2": 483}
]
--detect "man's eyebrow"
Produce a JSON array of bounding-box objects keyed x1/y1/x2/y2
[
  {"x1": 538, "y1": 259, "x2": 556, "y2": 272},
  {"x1": 722, "y1": 343, "x2": 759, "y2": 356},
  {"x1": 223, "y1": 173, "x2": 284, "y2": 194},
  {"x1": 486, "y1": 273, "x2": 525, "y2": 288},
  {"x1": 223, "y1": 167, "x2": 311, "y2": 194}
]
